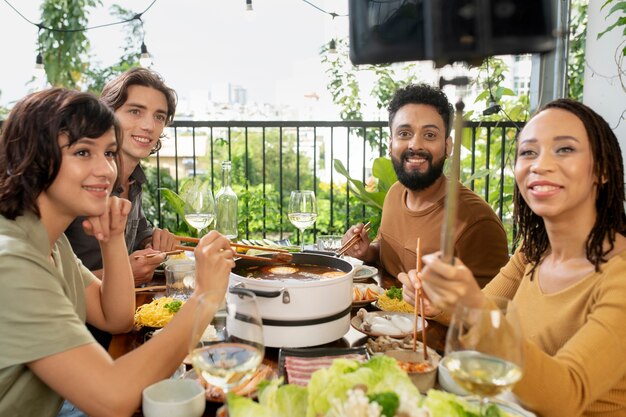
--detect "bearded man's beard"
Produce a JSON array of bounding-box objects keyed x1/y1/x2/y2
[{"x1": 391, "y1": 149, "x2": 446, "y2": 191}]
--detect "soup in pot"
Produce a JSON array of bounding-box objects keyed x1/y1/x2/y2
[{"x1": 234, "y1": 263, "x2": 346, "y2": 281}]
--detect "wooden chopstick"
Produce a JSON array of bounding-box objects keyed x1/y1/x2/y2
[
  {"x1": 230, "y1": 242, "x2": 289, "y2": 253},
  {"x1": 236, "y1": 253, "x2": 289, "y2": 263},
  {"x1": 336, "y1": 222, "x2": 371, "y2": 256},
  {"x1": 175, "y1": 244, "x2": 288, "y2": 264},
  {"x1": 135, "y1": 285, "x2": 166, "y2": 293},
  {"x1": 175, "y1": 236, "x2": 289, "y2": 253},
  {"x1": 177, "y1": 236, "x2": 199, "y2": 244},
  {"x1": 134, "y1": 250, "x2": 183, "y2": 260},
  {"x1": 414, "y1": 237, "x2": 428, "y2": 361}
]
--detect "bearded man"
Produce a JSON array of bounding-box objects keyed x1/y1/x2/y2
[{"x1": 342, "y1": 84, "x2": 509, "y2": 287}]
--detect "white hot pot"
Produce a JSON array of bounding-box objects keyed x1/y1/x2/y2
[{"x1": 228, "y1": 253, "x2": 354, "y2": 348}]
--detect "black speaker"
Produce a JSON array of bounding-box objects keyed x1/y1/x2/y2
[{"x1": 349, "y1": 0, "x2": 556, "y2": 66}]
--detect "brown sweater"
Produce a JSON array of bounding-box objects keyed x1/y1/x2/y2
[
  {"x1": 378, "y1": 180, "x2": 509, "y2": 286},
  {"x1": 485, "y1": 249, "x2": 626, "y2": 417}
]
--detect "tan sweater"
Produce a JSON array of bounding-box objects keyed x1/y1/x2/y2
[
  {"x1": 484, "y1": 249, "x2": 626, "y2": 417},
  {"x1": 378, "y1": 180, "x2": 510, "y2": 286}
]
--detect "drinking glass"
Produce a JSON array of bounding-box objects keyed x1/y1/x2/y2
[
  {"x1": 181, "y1": 177, "x2": 215, "y2": 237},
  {"x1": 288, "y1": 190, "x2": 318, "y2": 252},
  {"x1": 441, "y1": 296, "x2": 524, "y2": 416},
  {"x1": 189, "y1": 289, "x2": 264, "y2": 403}
]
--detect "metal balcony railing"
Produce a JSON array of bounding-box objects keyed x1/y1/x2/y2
[{"x1": 147, "y1": 119, "x2": 524, "y2": 244}]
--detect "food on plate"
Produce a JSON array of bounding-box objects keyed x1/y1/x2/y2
[
  {"x1": 356, "y1": 309, "x2": 414, "y2": 337},
  {"x1": 376, "y1": 292, "x2": 414, "y2": 313},
  {"x1": 234, "y1": 263, "x2": 346, "y2": 282},
  {"x1": 352, "y1": 284, "x2": 384, "y2": 302},
  {"x1": 366, "y1": 335, "x2": 430, "y2": 355},
  {"x1": 394, "y1": 358, "x2": 435, "y2": 373},
  {"x1": 195, "y1": 364, "x2": 275, "y2": 401},
  {"x1": 284, "y1": 353, "x2": 368, "y2": 386},
  {"x1": 134, "y1": 297, "x2": 185, "y2": 328},
  {"x1": 228, "y1": 356, "x2": 517, "y2": 417},
  {"x1": 163, "y1": 251, "x2": 193, "y2": 266},
  {"x1": 386, "y1": 286, "x2": 403, "y2": 300}
]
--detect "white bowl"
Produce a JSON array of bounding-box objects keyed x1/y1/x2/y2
[
  {"x1": 342, "y1": 256, "x2": 364, "y2": 269},
  {"x1": 437, "y1": 361, "x2": 469, "y2": 396},
  {"x1": 142, "y1": 379, "x2": 206, "y2": 417}
]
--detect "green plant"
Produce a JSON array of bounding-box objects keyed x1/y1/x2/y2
[
  {"x1": 39, "y1": 0, "x2": 101, "y2": 88},
  {"x1": 37, "y1": 1, "x2": 141, "y2": 91},
  {"x1": 333, "y1": 157, "x2": 397, "y2": 233},
  {"x1": 568, "y1": 0, "x2": 588, "y2": 100},
  {"x1": 598, "y1": 0, "x2": 626, "y2": 57}
]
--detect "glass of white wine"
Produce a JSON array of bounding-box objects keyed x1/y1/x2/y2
[
  {"x1": 189, "y1": 289, "x2": 264, "y2": 403},
  {"x1": 181, "y1": 177, "x2": 215, "y2": 237},
  {"x1": 288, "y1": 190, "x2": 318, "y2": 252},
  {"x1": 441, "y1": 296, "x2": 524, "y2": 416}
]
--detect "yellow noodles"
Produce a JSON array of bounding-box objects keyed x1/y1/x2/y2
[
  {"x1": 377, "y1": 294, "x2": 414, "y2": 313},
  {"x1": 134, "y1": 297, "x2": 183, "y2": 328}
]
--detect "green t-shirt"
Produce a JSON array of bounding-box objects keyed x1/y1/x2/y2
[{"x1": 0, "y1": 212, "x2": 96, "y2": 417}]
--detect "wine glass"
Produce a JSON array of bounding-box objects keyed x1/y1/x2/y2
[
  {"x1": 181, "y1": 177, "x2": 215, "y2": 237},
  {"x1": 189, "y1": 289, "x2": 265, "y2": 403},
  {"x1": 288, "y1": 190, "x2": 318, "y2": 252},
  {"x1": 441, "y1": 296, "x2": 524, "y2": 416}
]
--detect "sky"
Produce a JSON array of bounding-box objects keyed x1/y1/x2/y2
[{"x1": 0, "y1": 0, "x2": 349, "y2": 110}]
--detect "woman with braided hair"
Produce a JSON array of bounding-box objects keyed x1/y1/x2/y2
[{"x1": 400, "y1": 98, "x2": 626, "y2": 416}]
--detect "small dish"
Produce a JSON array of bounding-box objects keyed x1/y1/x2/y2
[
  {"x1": 352, "y1": 298, "x2": 376, "y2": 308},
  {"x1": 353, "y1": 265, "x2": 378, "y2": 281},
  {"x1": 385, "y1": 349, "x2": 440, "y2": 393},
  {"x1": 351, "y1": 311, "x2": 426, "y2": 338},
  {"x1": 437, "y1": 361, "x2": 469, "y2": 396},
  {"x1": 352, "y1": 283, "x2": 384, "y2": 308},
  {"x1": 465, "y1": 397, "x2": 537, "y2": 417},
  {"x1": 278, "y1": 346, "x2": 369, "y2": 385},
  {"x1": 142, "y1": 379, "x2": 205, "y2": 417}
]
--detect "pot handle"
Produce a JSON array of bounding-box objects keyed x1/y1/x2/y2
[{"x1": 229, "y1": 284, "x2": 283, "y2": 298}]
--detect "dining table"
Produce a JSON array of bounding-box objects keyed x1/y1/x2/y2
[{"x1": 111, "y1": 262, "x2": 449, "y2": 417}]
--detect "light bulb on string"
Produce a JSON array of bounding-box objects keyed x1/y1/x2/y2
[
  {"x1": 328, "y1": 38, "x2": 337, "y2": 54},
  {"x1": 139, "y1": 41, "x2": 152, "y2": 68},
  {"x1": 246, "y1": 0, "x2": 253, "y2": 11},
  {"x1": 33, "y1": 52, "x2": 46, "y2": 79}
]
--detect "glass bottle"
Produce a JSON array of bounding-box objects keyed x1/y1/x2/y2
[{"x1": 215, "y1": 161, "x2": 238, "y2": 240}]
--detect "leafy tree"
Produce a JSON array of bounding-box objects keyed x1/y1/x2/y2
[
  {"x1": 39, "y1": 0, "x2": 101, "y2": 88},
  {"x1": 84, "y1": 5, "x2": 143, "y2": 93},
  {"x1": 38, "y1": 1, "x2": 141, "y2": 92}
]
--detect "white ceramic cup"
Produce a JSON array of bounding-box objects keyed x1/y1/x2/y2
[
  {"x1": 142, "y1": 379, "x2": 205, "y2": 417},
  {"x1": 165, "y1": 262, "x2": 195, "y2": 300}
]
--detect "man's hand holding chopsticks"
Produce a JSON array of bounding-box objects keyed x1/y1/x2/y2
[{"x1": 341, "y1": 222, "x2": 375, "y2": 261}]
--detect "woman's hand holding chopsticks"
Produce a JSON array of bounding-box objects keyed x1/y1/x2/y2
[{"x1": 397, "y1": 269, "x2": 442, "y2": 319}]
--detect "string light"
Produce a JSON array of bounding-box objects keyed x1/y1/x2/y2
[
  {"x1": 328, "y1": 39, "x2": 337, "y2": 54},
  {"x1": 5, "y1": 0, "x2": 347, "y2": 72},
  {"x1": 139, "y1": 42, "x2": 152, "y2": 68},
  {"x1": 300, "y1": 0, "x2": 346, "y2": 18},
  {"x1": 3, "y1": 0, "x2": 158, "y2": 72},
  {"x1": 33, "y1": 52, "x2": 45, "y2": 78}
]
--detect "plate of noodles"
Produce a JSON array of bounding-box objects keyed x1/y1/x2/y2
[
  {"x1": 134, "y1": 297, "x2": 185, "y2": 328},
  {"x1": 374, "y1": 290, "x2": 415, "y2": 313}
]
